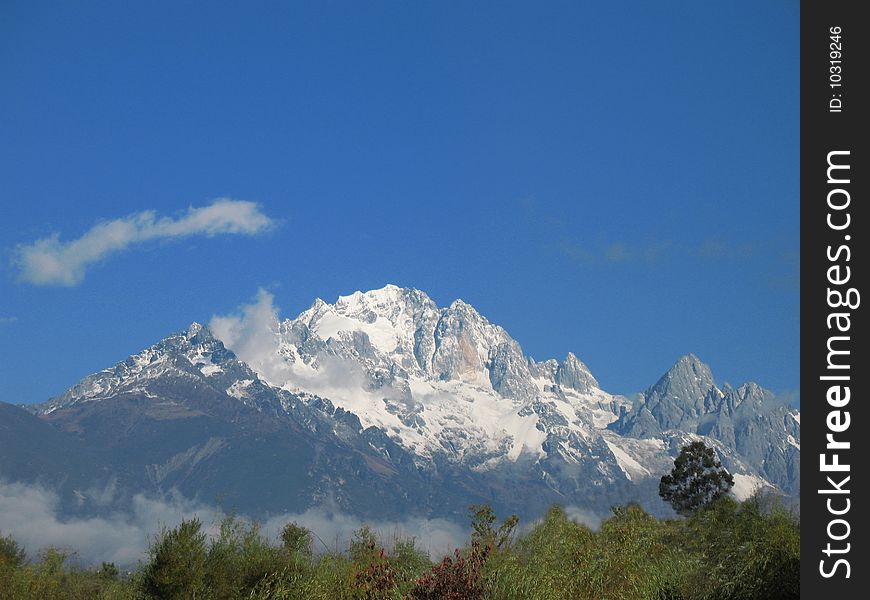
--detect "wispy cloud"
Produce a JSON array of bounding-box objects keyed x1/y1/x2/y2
[
  {"x1": 696, "y1": 238, "x2": 755, "y2": 260},
  {"x1": 558, "y1": 237, "x2": 759, "y2": 267},
  {"x1": 558, "y1": 239, "x2": 675, "y2": 266},
  {"x1": 518, "y1": 198, "x2": 762, "y2": 269},
  {"x1": 14, "y1": 199, "x2": 275, "y2": 286},
  {"x1": 0, "y1": 316, "x2": 18, "y2": 326}
]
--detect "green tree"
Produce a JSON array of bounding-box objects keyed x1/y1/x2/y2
[
  {"x1": 140, "y1": 517, "x2": 208, "y2": 599},
  {"x1": 348, "y1": 525, "x2": 382, "y2": 566},
  {"x1": 468, "y1": 504, "x2": 519, "y2": 551},
  {"x1": 659, "y1": 441, "x2": 734, "y2": 516},
  {"x1": 0, "y1": 532, "x2": 26, "y2": 569},
  {"x1": 206, "y1": 515, "x2": 285, "y2": 599},
  {"x1": 390, "y1": 535, "x2": 430, "y2": 581},
  {"x1": 684, "y1": 494, "x2": 800, "y2": 599},
  {"x1": 483, "y1": 505, "x2": 596, "y2": 599},
  {"x1": 280, "y1": 521, "x2": 313, "y2": 560},
  {"x1": 98, "y1": 561, "x2": 119, "y2": 581}
]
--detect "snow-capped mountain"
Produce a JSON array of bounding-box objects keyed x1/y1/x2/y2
[
  {"x1": 211, "y1": 284, "x2": 798, "y2": 499},
  {"x1": 10, "y1": 285, "x2": 799, "y2": 521},
  {"x1": 40, "y1": 322, "x2": 250, "y2": 412},
  {"x1": 239, "y1": 284, "x2": 625, "y2": 468}
]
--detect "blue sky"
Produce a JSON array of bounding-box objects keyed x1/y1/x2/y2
[{"x1": 0, "y1": 1, "x2": 798, "y2": 405}]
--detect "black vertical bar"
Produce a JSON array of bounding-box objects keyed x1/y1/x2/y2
[{"x1": 802, "y1": 0, "x2": 867, "y2": 596}]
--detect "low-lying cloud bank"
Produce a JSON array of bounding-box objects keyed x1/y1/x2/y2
[
  {"x1": 0, "y1": 481, "x2": 466, "y2": 567},
  {"x1": 0, "y1": 480, "x2": 605, "y2": 568},
  {"x1": 0, "y1": 481, "x2": 221, "y2": 567}
]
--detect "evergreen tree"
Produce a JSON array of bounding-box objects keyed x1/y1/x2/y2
[{"x1": 659, "y1": 441, "x2": 734, "y2": 516}]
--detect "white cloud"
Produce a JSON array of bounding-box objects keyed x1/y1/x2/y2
[
  {"x1": 0, "y1": 481, "x2": 222, "y2": 567},
  {"x1": 0, "y1": 481, "x2": 607, "y2": 568},
  {"x1": 0, "y1": 480, "x2": 467, "y2": 567},
  {"x1": 15, "y1": 199, "x2": 275, "y2": 286},
  {"x1": 259, "y1": 506, "x2": 467, "y2": 559},
  {"x1": 209, "y1": 289, "x2": 295, "y2": 386},
  {"x1": 564, "y1": 505, "x2": 604, "y2": 530},
  {"x1": 209, "y1": 290, "x2": 410, "y2": 404}
]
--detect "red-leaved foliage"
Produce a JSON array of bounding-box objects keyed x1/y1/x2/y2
[
  {"x1": 353, "y1": 546, "x2": 397, "y2": 598},
  {"x1": 407, "y1": 541, "x2": 491, "y2": 600}
]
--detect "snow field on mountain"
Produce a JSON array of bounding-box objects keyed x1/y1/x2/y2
[{"x1": 255, "y1": 285, "x2": 626, "y2": 465}]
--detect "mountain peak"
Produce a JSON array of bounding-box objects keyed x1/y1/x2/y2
[
  {"x1": 337, "y1": 284, "x2": 427, "y2": 304},
  {"x1": 663, "y1": 353, "x2": 714, "y2": 385},
  {"x1": 639, "y1": 354, "x2": 717, "y2": 412},
  {"x1": 186, "y1": 321, "x2": 206, "y2": 338},
  {"x1": 444, "y1": 298, "x2": 488, "y2": 323},
  {"x1": 555, "y1": 352, "x2": 599, "y2": 393},
  {"x1": 675, "y1": 352, "x2": 704, "y2": 367},
  {"x1": 218, "y1": 285, "x2": 620, "y2": 461},
  {"x1": 338, "y1": 284, "x2": 403, "y2": 305},
  {"x1": 37, "y1": 322, "x2": 239, "y2": 414},
  {"x1": 329, "y1": 285, "x2": 437, "y2": 318},
  {"x1": 307, "y1": 297, "x2": 328, "y2": 312}
]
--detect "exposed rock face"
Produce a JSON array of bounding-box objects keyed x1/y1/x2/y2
[{"x1": 555, "y1": 352, "x2": 598, "y2": 394}]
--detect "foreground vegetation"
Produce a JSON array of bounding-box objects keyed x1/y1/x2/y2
[{"x1": 0, "y1": 496, "x2": 798, "y2": 600}]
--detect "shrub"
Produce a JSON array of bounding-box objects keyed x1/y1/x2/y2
[
  {"x1": 0, "y1": 499, "x2": 800, "y2": 600},
  {"x1": 389, "y1": 535, "x2": 430, "y2": 582},
  {"x1": 410, "y1": 540, "x2": 490, "y2": 600},
  {"x1": 582, "y1": 504, "x2": 686, "y2": 600},
  {"x1": 485, "y1": 505, "x2": 596, "y2": 599},
  {"x1": 683, "y1": 495, "x2": 799, "y2": 599},
  {"x1": 353, "y1": 547, "x2": 397, "y2": 599},
  {"x1": 98, "y1": 561, "x2": 119, "y2": 580},
  {"x1": 348, "y1": 526, "x2": 382, "y2": 567},
  {"x1": 280, "y1": 522, "x2": 314, "y2": 561},
  {"x1": 0, "y1": 532, "x2": 26, "y2": 569},
  {"x1": 140, "y1": 517, "x2": 208, "y2": 599}
]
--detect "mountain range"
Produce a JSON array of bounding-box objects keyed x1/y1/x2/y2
[{"x1": 1, "y1": 285, "x2": 799, "y2": 522}]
